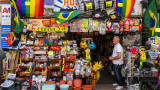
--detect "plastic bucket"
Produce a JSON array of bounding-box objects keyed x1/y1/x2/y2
[
  {"x1": 60, "y1": 84, "x2": 69, "y2": 90},
  {"x1": 1, "y1": 83, "x2": 15, "y2": 90}
]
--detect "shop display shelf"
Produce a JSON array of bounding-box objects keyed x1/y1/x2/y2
[
  {"x1": 34, "y1": 45, "x2": 48, "y2": 47},
  {"x1": 34, "y1": 53, "x2": 48, "y2": 55},
  {"x1": 35, "y1": 66, "x2": 46, "y2": 70},
  {"x1": 50, "y1": 58, "x2": 63, "y2": 61},
  {"x1": 22, "y1": 44, "x2": 34, "y2": 46},
  {"x1": 19, "y1": 66, "x2": 30, "y2": 69},
  {"x1": 34, "y1": 49, "x2": 48, "y2": 51},
  {"x1": 21, "y1": 58, "x2": 33, "y2": 62},
  {"x1": 35, "y1": 59, "x2": 48, "y2": 62},
  {"x1": 48, "y1": 66, "x2": 60, "y2": 70}
]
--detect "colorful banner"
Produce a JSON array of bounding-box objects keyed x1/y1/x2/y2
[{"x1": 1, "y1": 3, "x2": 11, "y2": 49}]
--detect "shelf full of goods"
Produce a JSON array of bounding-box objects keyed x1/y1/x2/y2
[{"x1": 123, "y1": 36, "x2": 160, "y2": 90}]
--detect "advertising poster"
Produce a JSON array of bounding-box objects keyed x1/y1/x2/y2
[{"x1": 1, "y1": 3, "x2": 11, "y2": 49}]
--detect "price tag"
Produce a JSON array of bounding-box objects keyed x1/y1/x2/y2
[
  {"x1": 25, "y1": 1, "x2": 30, "y2": 5},
  {"x1": 155, "y1": 28, "x2": 160, "y2": 32},
  {"x1": 48, "y1": 51, "x2": 53, "y2": 55},
  {"x1": 118, "y1": 3, "x2": 123, "y2": 7},
  {"x1": 106, "y1": 1, "x2": 113, "y2": 7},
  {"x1": 86, "y1": 3, "x2": 92, "y2": 11}
]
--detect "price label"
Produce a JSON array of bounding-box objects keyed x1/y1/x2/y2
[
  {"x1": 25, "y1": 1, "x2": 30, "y2": 5},
  {"x1": 156, "y1": 28, "x2": 160, "y2": 32},
  {"x1": 106, "y1": 1, "x2": 113, "y2": 7},
  {"x1": 86, "y1": 3, "x2": 92, "y2": 11}
]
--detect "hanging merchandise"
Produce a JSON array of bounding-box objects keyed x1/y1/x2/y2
[
  {"x1": 139, "y1": 46, "x2": 147, "y2": 69},
  {"x1": 116, "y1": 0, "x2": 135, "y2": 18},
  {"x1": 157, "y1": 0, "x2": 160, "y2": 10},
  {"x1": 109, "y1": 10, "x2": 121, "y2": 21},
  {"x1": 10, "y1": 0, "x2": 24, "y2": 34},
  {"x1": 54, "y1": 0, "x2": 78, "y2": 11},
  {"x1": 93, "y1": 0, "x2": 100, "y2": 10},
  {"x1": 124, "y1": 19, "x2": 130, "y2": 32},
  {"x1": 43, "y1": 0, "x2": 54, "y2": 16},
  {"x1": 144, "y1": 0, "x2": 159, "y2": 37},
  {"x1": 111, "y1": 22, "x2": 120, "y2": 34},
  {"x1": 105, "y1": 0, "x2": 113, "y2": 8},
  {"x1": 106, "y1": 19, "x2": 112, "y2": 32},
  {"x1": 93, "y1": 20, "x2": 99, "y2": 31},
  {"x1": 119, "y1": 20, "x2": 124, "y2": 32},
  {"x1": 92, "y1": 10, "x2": 108, "y2": 19},
  {"x1": 99, "y1": 0, "x2": 105, "y2": 11},
  {"x1": 131, "y1": 0, "x2": 143, "y2": 16},
  {"x1": 89, "y1": 42, "x2": 96, "y2": 50},
  {"x1": 4, "y1": 32, "x2": 17, "y2": 45},
  {"x1": 76, "y1": 0, "x2": 93, "y2": 13},
  {"x1": 53, "y1": 10, "x2": 81, "y2": 24},
  {"x1": 99, "y1": 20, "x2": 106, "y2": 35},
  {"x1": 88, "y1": 18, "x2": 94, "y2": 32},
  {"x1": 17, "y1": 0, "x2": 44, "y2": 17}
]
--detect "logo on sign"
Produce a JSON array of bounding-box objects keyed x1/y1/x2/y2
[
  {"x1": 2, "y1": 8, "x2": 10, "y2": 13},
  {"x1": 64, "y1": 0, "x2": 76, "y2": 6}
]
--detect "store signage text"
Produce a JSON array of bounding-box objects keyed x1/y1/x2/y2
[
  {"x1": 34, "y1": 27, "x2": 68, "y2": 32},
  {"x1": 64, "y1": 0, "x2": 76, "y2": 6},
  {"x1": 2, "y1": 7, "x2": 11, "y2": 17}
]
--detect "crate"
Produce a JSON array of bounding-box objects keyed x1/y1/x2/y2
[
  {"x1": 134, "y1": 71, "x2": 143, "y2": 77},
  {"x1": 149, "y1": 51, "x2": 158, "y2": 60}
]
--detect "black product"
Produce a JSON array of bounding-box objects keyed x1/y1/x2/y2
[
  {"x1": 109, "y1": 10, "x2": 121, "y2": 21},
  {"x1": 105, "y1": 0, "x2": 114, "y2": 8},
  {"x1": 1, "y1": 83, "x2": 15, "y2": 90},
  {"x1": 92, "y1": 10, "x2": 108, "y2": 19}
]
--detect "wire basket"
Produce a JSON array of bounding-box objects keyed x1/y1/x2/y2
[{"x1": 149, "y1": 51, "x2": 158, "y2": 60}]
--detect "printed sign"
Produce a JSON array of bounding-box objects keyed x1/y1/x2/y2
[
  {"x1": 131, "y1": 0, "x2": 143, "y2": 16},
  {"x1": 1, "y1": 3, "x2": 11, "y2": 49},
  {"x1": 54, "y1": 0, "x2": 78, "y2": 11},
  {"x1": 34, "y1": 27, "x2": 68, "y2": 33}
]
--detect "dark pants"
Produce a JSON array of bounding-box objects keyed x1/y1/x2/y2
[{"x1": 113, "y1": 64, "x2": 123, "y2": 86}]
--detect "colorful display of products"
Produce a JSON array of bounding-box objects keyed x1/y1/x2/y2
[{"x1": 0, "y1": 0, "x2": 160, "y2": 90}]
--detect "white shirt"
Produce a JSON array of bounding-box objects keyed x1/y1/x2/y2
[{"x1": 112, "y1": 43, "x2": 123, "y2": 65}]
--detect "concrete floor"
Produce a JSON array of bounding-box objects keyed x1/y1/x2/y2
[{"x1": 96, "y1": 84, "x2": 127, "y2": 90}]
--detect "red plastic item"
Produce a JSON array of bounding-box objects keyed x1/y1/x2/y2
[
  {"x1": 67, "y1": 80, "x2": 73, "y2": 86},
  {"x1": 73, "y1": 79, "x2": 82, "y2": 88},
  {"x1": 45, "y1": 81, "x2": 55, "y2": 84},
  {"x1": 60, "y1": 80, "x2": 66, "y2": 85},
  {"x1": 82, "y1": 85, "x2": 93, "y2": 90}
]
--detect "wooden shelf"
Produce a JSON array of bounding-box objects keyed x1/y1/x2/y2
[
  {"x1": 34, "y1": 49, "x2": 48, "y2": 51},
  {"x1": 48, "y1": 66, "x2": 60, "y2": 70},
  {"x1": 34, "y1": 45, "x2": 48, "y2": 47},
  {"x1": 19, "y1": 66, "x2": 30, "y2": 69},
  {"x1": 21, "y1": 58, "x2": 33, "y2": 62},
  {"x1": 35, "y1": 67, "x2": 46, "y2": 70},
  {"x1": 35, "y1": 59, "x2": 48, "y2": 62},
  {"x1": 49, "y1": 58, "x2": 63, "y2": 61}
]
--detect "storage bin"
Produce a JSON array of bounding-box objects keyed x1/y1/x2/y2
[
  {"x1": 60, "y1": 84, "x2": 69, "y2": 90},
  {"x1": 42, "y1": 84, "x2": 56, "y2": 90},
  {"x1": 1, "y1": 83, "x2": 15, "y2": 90}
]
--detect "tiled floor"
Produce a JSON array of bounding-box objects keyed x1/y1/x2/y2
[{"x1": 96, "y1": 84, "x2": 127, "y2": 90}]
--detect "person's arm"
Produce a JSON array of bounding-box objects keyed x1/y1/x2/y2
[{"x1": 112, "y1": 52, "x2": 121, "y2": 60}]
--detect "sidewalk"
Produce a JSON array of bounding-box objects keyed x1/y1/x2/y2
[{"x1": 96, "y1": 84, "x2": 127, "y2": 90}]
